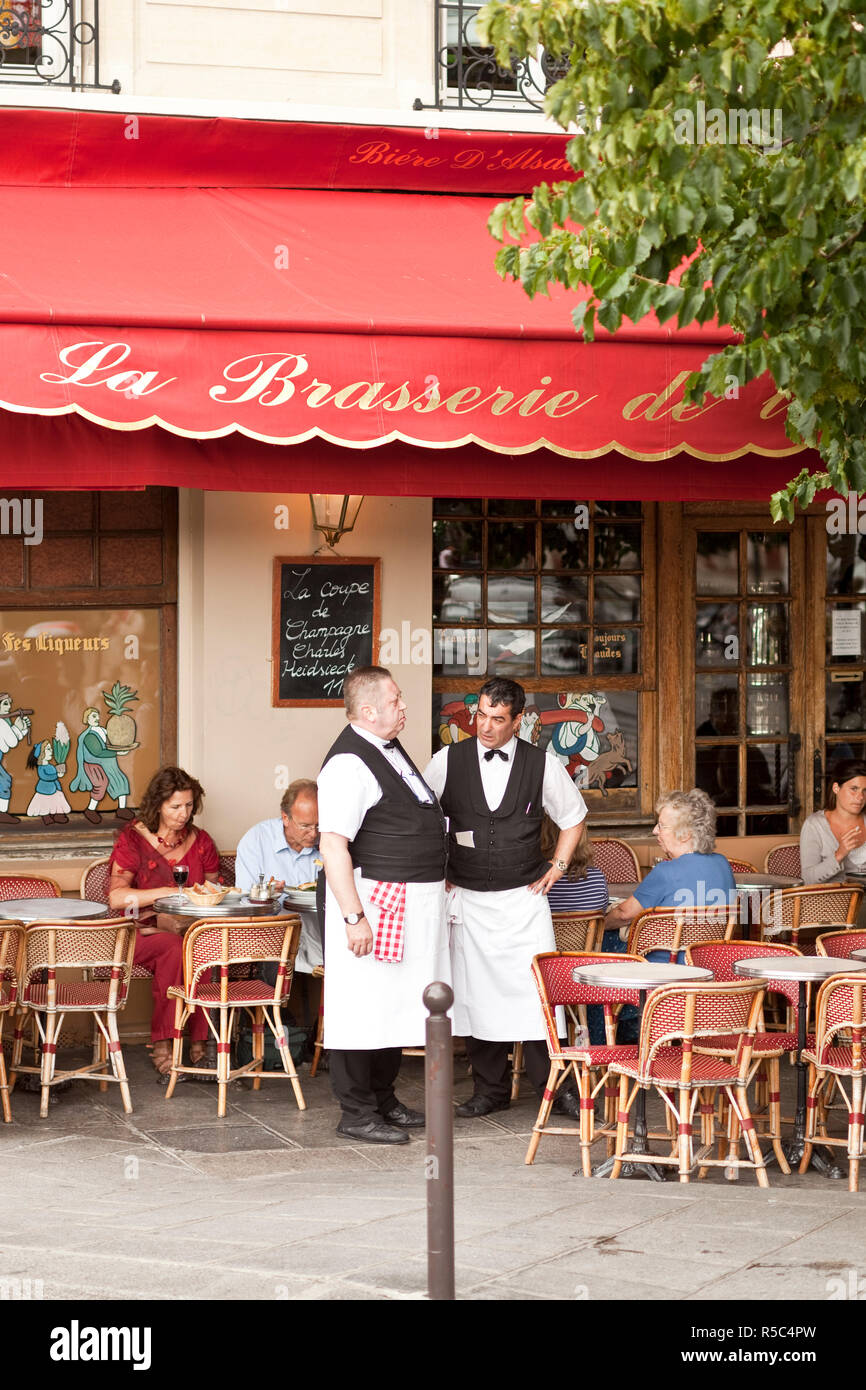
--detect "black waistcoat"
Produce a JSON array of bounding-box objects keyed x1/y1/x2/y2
[
  {"x1": 321, "y1": 725, "x2": 446, "y2": 883},
  {"x1": 440, "y1": 737, "x2": 547, "y2": 891}
]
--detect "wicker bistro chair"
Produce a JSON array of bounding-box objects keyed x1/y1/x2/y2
[
  {"x1": 800, "y1": 975, "x2": 866, "y2": 1191},
  {"x1": 726, "y1": 858, "x2": 758, "y2": 874},
  {"x1": 608, "y1": 980, "x2": 770, "y2": 1185},
  {"x1": 627, "y1": 905, "x2": 739, "y2": 963},
  {"x1": 81, "y1": 858, "x2": 153, "y2": 1002},
  {"x1": 217, "y1": 852, "x2": 237, "y2": 886},
  {"x1": 764, "y1": 842, "x2": 802, "y2": 878},
  {"x1": 816, "y1": 930, "x2": 866, "y2": 960},
  {"x1": 592, "y1": 838, "x2": 641, "y2": 885},
  {"x1": 0, "y1": 874, "x2": 61, "y2": 900},
  {"x1": 10, "y1": 920, "x2": 136, "y2": 1117},
  {"x1": 510, "y1": 911, "x2": 607, "y2": 1101},
  {"x1": 0, "y1": 922, "x2": 24, "y2": 1123},
  {"x1": 166, "y1": 915, "x2": 305, "y2": 1118},
  {"x1": 760, "y1": 885, "x2": 863, "y2": 952},
  {"x1": 526, "y1": 951, "x2": 643, "y2": 1174}
]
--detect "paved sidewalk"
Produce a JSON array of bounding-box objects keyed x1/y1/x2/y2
[{"x1": 0, "y1": 1048, "x2": 863, "y2": 1301}]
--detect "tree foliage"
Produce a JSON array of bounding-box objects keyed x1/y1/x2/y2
[{"x1": 477, "y1": 0, "x2": 866, "y2": 519}]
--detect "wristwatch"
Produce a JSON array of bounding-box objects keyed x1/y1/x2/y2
[
  {"x1": 553, "y1": 858, "x2": 569, "y2": 872},
  {"x1": 344, "y1": 911, "x2": 366, "y2": 925}
]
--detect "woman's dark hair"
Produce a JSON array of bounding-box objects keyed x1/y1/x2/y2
[
  {"x1": 826, "y1": 759, "x2": 866, "y2": 810},
  {"x1": 136, "y1": 766, "x2": 205, "y2": 832},
  {"x1": 539, "y1": 813, "x2": 594, "y2": 879}
]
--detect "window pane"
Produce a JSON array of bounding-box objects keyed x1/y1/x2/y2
[
  {"x1": 488, "y1": 522, "x2": 535, "y2": 570},
  {"x1": 594, "y1": 575, "x2": 640, "y2": 622},
  {"x1": 746, "y1": 813, "x2": 789, "y2": 836},
  {"x1": 825, "y1": 602, "x2": 866, "y2": 664},
  {"x1": 827, "y1": 534, "x2": 866, "y2": 595},
  {"x1": 592, "y1": 629, "x2": 639, "y2": 674},
  {"x1": 747, "y1": 743, "x2": 787, "y2": 804},
  {"x1": 540, "y1": 499, "x2": 588, "y2": 517},
  {"x1": 434, "y1": 520, "x2": 481, "y2": 569},
  {"x1": 488, "y1": 575, "x2": 536, "y2": 624},
  {"x1": 433, "y1": 573, "x2": 481, "y2": 623},
  {"x1": 747, "y1": 533, "x2": 789, "y2": 595},
  {"x1": 594, "y1": 524, "x2": 641, "y2": 570},
  {"x1": 747, "y1": 674, "x2": 789, "y2": 736},
  {"x1": 433, "y1": 627, "x2": 485, "y2": 677},
  {"x1": 695, "y1": 602, "x2": 739, "y2": 666},
  {"x1": 594, "y1": 500, "x2": 642, "y2": 516},
  {"x1": 696, "y1": 533, "x2": 738, "y2": 595},
  {"x1": 540, "y1": 574, "x2": 588, "y2": 622},
  {"x1": 827, "y1": 740, "x2": 866, "y2": 769},
  {"x1": 487, "y1": 628, "x2": 535, "y2": 677},
  {"x1": 695, "y1": 746, "x2": 739, "y2": 808},
  {"x1": 826, "y1": 675, "x2": 866, "y2": 733},
  {"x1": 433, "y1": 497, "x2": 483, "y2": 515},
  {"x1": 716, "y1": 815, "x2": 740, "y2": 836},
  {"x1": 696, "y1": 674, "x2": 739, "y2": 735},
  {"x1": 541, "y1": 522, "x2": 589, "y2": 570},
  {"x1": 487, "y1": 499, "x2": 536, "y2": 517},
  {"x1": 539, "y1": 628, "x2": 587, "y2": 676},
  {"x1": 747, "y1": 603, "x2": 789, "y2": 666}
]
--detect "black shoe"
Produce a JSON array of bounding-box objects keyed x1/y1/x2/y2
[
  {"x1": 379, "y1": 1101, "x2": 425, "y2": 1129},
  {"x1": 455, "y1": 1094, "x2": 510, "y2": 1118},
  {"x1": 336, "y1": 1118, "x2": 410, "y2": 1145},
  {"x1": 552, "y1": 1090, "x2": 581, "y2": 1119}
]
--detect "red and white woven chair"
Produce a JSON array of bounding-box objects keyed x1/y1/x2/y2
[
  {"x1": 608, "y1": 980, "x2": 770, "y2": 1185},
  {"x1": 0, "y1": 874, "x2": 61, "y2": 900},
  {"x1": 526, "y1": 950, "x2": 643, "y2": 1174},
  {"x1": 816, "y1": 930, "x2": 866, "y2": 961},
  {"x1": 760, "y1": 884, "x2": 862, "y2": 952},
  {"x1": 10, "y1": 919, "x2": 136, "y2": 1117},
  {"x1": 725, "y1": 857, "x2": 758, "y2": 873},
  {"x1": 800, "y1": 974, "x2": 866, "y2": 1191},
  {"x1": 592, "y1": 838, "x2": 641, "y2": 884},
  {"x1": 0, "y1": 922, "x2": 24, "y2": 1123},
  {"x1": 685, "y1": 939, "x2": 806, "y2": 1173},
  {"x1": 217, "y1": 851, "x2": 237, "y2": 886},
  {"x1": 166, "y1": 915, "x2": 305, "y2": 1118},
  {"x1": 764, "y1": 842, "x2": 802, "y2": 878},
  {"x1": 81, "y1": 856, "x2": 153, "y2": 998},
  {"x1": 627, "y1": 904, "x2": 738, "y2": 962}
]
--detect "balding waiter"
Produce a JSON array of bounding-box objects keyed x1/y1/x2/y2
[{"x1": 317, "y1": 666, "x2": 449, "y2": 1144}]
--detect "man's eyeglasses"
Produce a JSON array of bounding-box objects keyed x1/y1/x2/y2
[{"x1": 290, "y1": 816, "x2": 319, "y2": 832}]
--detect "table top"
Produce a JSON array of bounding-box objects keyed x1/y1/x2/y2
[
  {"x1": 0, "y1": 898, "x2": 108, "y2": 922},
  {"x1": 849, "y1": 948, "x2": 866, "y2": 963},
  {"x1": 734, "y1": 955, "x2": 866, "y2": 982},
  {"x1": 572, "y1": 961, "x2": 714, "y2": 989},
  {"x1": 733, "y1": 874, "x2": 801, "y2": 890},
  {"x1": 608, "y1": 881, "x2": 640, "y2": 898},
  {"x1": 152, "y1": 894, "x2": 283, "y2": 918}
]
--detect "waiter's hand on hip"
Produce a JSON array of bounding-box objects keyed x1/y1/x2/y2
[
  {"x1": 529, "y1": 866, "x2": 563, "y2": 896},
  {"x1": 346, "y1": 917, "x2": 374, "y2": 956}
]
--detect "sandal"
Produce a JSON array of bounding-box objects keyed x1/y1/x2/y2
[{"x1": 150, "y1": 1040, "x2": 175, "y2": 1086}]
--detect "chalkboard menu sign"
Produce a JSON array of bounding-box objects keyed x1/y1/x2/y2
[{"x1": 272, "y1": 556, "x2": 381, "y2": 707}]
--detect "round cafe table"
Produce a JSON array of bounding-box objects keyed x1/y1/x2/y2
[
  {"x1": 572, "y1": 960, "x2": 713, "y2": 1181},
  {"x1": 152, "y1": 894, "x2": 282, "y2": 918},
  {"x1": 732, "y1": 873, "x2": 802, "y2": 940},
  {"x1": 733, "y1": 954, "x2": 866, "y2": 1176},
  {"x1": 1, "y1": 898, "x2": 108, "y2": 923}
]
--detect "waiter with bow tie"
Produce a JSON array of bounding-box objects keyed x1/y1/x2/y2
[
  {"x1": 318, "y1": 666, "x2": 449, "y2": 1144},
  {"x1": 424, "y1": 677, "x2": 587, "y2": 1118}
]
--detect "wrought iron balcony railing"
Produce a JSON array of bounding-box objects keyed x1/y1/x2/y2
[
  {"x1": 0, "y1": 1, "x2": 119, "y2": 91},
  {"x1": 419, "y1": 0, "x2": 568, "y2": 113}
]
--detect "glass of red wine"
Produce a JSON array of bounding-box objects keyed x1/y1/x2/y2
[{"x1": 172, "y1": 864, "x2": 189, "y2": 892}]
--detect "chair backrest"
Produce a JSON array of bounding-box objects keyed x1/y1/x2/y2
[
  {"x1": 531, "y1": 950, "x2": 644, "y2": 1053},
  {"x1": 640, "y1": 981, "x2": 765, "y2": 1077},
  {"x1": 725, "y1": 857, "x2": 757, "y2": 873},
  {"x1": 217, "y1": 852, "x2": 236, "y2": 886},
  {"x1": 628, "y1": 905, "x2": 738, "y2": 960},
  {"x1": 551, "y1": 911, "x2": 605, "y2": 953},
  {"x1": 0, "y1": 874, "x2": 62, "y2": 901},
  {"x1": 591, "y1": 838, "x2": 641, "y2": 883},
  {"x1": 183, "y1": 915, "x2": 301, "y2": 994},
  {"x1": 21, "y1": 920, "x2": 136, "y2": 1006},
  {"x1": 685, "y1": 938, "x2": 802, "y2": 1012},
  {"x1": 812, "y1": 974, "x2": 866, "y2": 1067},
  {"x1": 764, "y1": 842, "x2": 801, "y2": 877},
  {"x1": 760, "y1": 885, "x2": 862, "y2": 947},
  {"x1": 80, "y1": 857, "x2": 112, "y2": 905},
  {"x1": 0, "y1": 921, "x2": 24, "y2": 1003},
  {"x1": 816, "y1": 929, "x2": 866, "y2": 960}
]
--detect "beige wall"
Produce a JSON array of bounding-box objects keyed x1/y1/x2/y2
[{"x1": 178, "y1": 489, "x2": 433, "y2": 851}]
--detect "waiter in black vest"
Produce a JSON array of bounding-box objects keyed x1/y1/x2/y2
[
  {"x1": 424, "y1": 677, "x2": 586, "y2": 1117},
  {"x1": 317, "y1": 666, "x2": 449, "y2": 1144}
]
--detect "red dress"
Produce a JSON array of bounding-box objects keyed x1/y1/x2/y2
[{"x1": 110, "y1": 821, "x2": 220, "y2": 1042}]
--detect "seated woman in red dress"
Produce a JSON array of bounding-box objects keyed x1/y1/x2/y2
[{"x1": 108, "y1": 765, "x2": 218, "y2": 1082}]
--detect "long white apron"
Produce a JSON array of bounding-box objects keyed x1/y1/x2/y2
[
  {"x1": 449, "y1": 884, "x2": 555, "y2": 1041},
  {"x1": 323, "y1": 871, "x2": 449, "y2": 1050}
]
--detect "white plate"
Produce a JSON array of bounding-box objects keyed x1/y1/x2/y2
[{"x1": 282, "y1": 888, "x2": 318, "y2": 909}]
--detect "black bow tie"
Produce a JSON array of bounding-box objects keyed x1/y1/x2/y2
[
  {"x1": 382, "y1": 739, "x2": 399, "y2": 749},
  {"x1": 484, "y1": 748, "x2": 508, "y2": 762}
]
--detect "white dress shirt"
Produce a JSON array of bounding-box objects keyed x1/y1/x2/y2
[
  {"x1": 424, "y1": 736, "x2": 587, "y2": 827},
  {"x1": 317, "y1": 723, "x2": 433, "y2": 842}
]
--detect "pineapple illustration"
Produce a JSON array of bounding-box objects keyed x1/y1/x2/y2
[{"x1": 103, "y1": 682, "x2": 139, "y2": 750}]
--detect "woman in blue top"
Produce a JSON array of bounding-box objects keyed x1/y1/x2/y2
[{"x1": 605, "y1": 789, "x2": 735, "y2": 954}]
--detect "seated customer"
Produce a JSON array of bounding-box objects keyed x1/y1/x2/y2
[
  {"x1": 605, "y1": 789, "x2": 735, "y2": 955},
  {"x1": 800, "y1": 758, "x2": 866, "y2": 884},
  {"x1": 235, "y1": 779, "x2": 323, "y2": 974},
  {"x1": 544, "y1": 816, "x2": 610, "y2": 914},
  {"x1": 108, "y1": 766, "x2": 216, "y2": 1082}
]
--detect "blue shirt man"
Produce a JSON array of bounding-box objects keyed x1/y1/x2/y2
[{"x1": 235, "y1": 779, "x2": 323, "y2": 973}]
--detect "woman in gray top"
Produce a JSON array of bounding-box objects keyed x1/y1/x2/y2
[{"x1": 800, "y1": 758, "x2": 866, "y2": 883}]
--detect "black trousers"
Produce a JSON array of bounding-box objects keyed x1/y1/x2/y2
[
  {"x1": 330, "y1": 1047, "x2": 403, "y2": 1124},
  {"x1": 465, "y1": 1036, "x2": 572, "y2": 1105}
]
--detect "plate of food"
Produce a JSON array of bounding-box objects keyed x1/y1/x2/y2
[{"x1": 282, "y1": 881, "x2": 318, "y2": 909}]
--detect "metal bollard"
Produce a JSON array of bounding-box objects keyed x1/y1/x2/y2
[{"x1": 423, "y1": 981, "x2": 455, "y2": 1301}]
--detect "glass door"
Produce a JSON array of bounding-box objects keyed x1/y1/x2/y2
[{"x1": 820, "y1": 519, "x2": 866, "y2": 803}]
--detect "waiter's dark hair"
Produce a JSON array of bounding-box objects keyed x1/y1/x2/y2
[
  {"x1": 137, "y1": 766, "x2": 204, "y2": 832},
  {"x1": 479, "y1": 677, "x2": 526, "y2": 719},
  {"x1": 827, "y1": 758, "x2": 866, "y2": 809},
  {"x1": 343, "y1": 665, "x2": 392, "y2": 718}
]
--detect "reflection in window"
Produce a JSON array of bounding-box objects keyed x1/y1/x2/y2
[
  {"x1": 827, "y1": 533, "x2": 866, "y2": 595},
  {"x1": 696, "y1": 675, "x2": 739, "y2": 735},
  {"x1": 488, "y1": 575, "x2": 536, "y2": 624},
  {"x1": 696, "y1": 533, "x2": 738, "y2": 595},
  {"x1": 433, "y1": 520, "x2": 481, "y2": 569},
  {"x1": 747, "y1": 604, "x2": 789, "y2": 666},
  {"x1": 540, "y1": 574, "x2": 588, "y2": 622},
  {"x1": 539, "y1": 628, "x2": 588, "y2": 676},
  {"x1": 486, "y1": 628, "x2": 536, "y2": 677},
  {"x1": 541, "y1": 522, "x2": 589, "y2": 570},
  {"x1": 433, "y1": 573, "x2": 481, "y2": 623},
  {"x1": 695, "y1": 602, "x2": 739, "y2": 666},
  {"x1": 747, "y1": 533, "x2": 789, "y2": 595}
]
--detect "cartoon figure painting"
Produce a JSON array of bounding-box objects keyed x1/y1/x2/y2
[
  {"x1": 0, "y1": 691, "x2": 31, "y2": 824},
  {"x1": 548, "y1": 693, "x2": 608, "y2": 777},
  {"x1": 70, "y1": 706, "x2": 134, "y2": 825},
  {"x1": 438, "y1": 693, "x2": 479, "y2": 746},
  {"x1": 26, "y1": 734, "x2": 72, "y2": 825}
]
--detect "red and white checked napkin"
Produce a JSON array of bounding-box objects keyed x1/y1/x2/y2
[{"x1": 368, "y1": 880, "x2": 407, "y2": 963}]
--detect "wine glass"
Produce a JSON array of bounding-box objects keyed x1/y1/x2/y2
[{"x1": 172, "y1": 864, "x2": 189, "y2": 894}]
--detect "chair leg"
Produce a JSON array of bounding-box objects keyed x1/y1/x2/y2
[
  {"x1": 677, "y1": 1087, "x2": 691, "y2": 1183},
  {"x1": 217, "y1": 1008, "x2": 230, "y2": 1118},
  {"x1": 105, "y1": 1010, "x2": 133, "y2": 1115},
  {"x1": 735, "y1": 1087, "x2": 770, "y2": 1188},
  {"x1": 610, "y1": 1074, "x2": 630, "y2": 1180},
  {"x1": 39, "y1": 1011, "x2": 55, "y2": 1119},
  {"x1": 252, "y1": 1008, "x2": 264, "y2": 1091},
  {"x1": 849, "y1": 1072, "x2": 863, "y2": 1194},
  {"x1": 164, "y1": 996, "x2": 186, "y2": 1101},
  {"x1": 525, "y1": 1063, "x2": 557, "y2": 1166},
  {"x1": 767, "y1": 1059, "x2": 790, "y2": 1175},
  {"x1": 0, "y1": 1015, "x2": 10, "y2": 1123},
  {"x1": 510, "y1": 1041, "x2": 523, "y2": 1102},
  {"x1": 9, "y1": 1007, "x2": 25, "y2": 1082}
]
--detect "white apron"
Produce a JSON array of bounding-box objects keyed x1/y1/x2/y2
[
  {"x1": 449, "y1": 884, "x2": 557, "y2": 1041},
  {"x1": 323, "y1": 871, "x2": 449, "y2": 1050}
]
